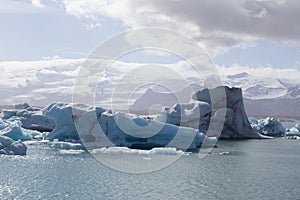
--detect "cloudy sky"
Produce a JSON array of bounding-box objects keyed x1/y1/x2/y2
[{"x1": 1, "y1": 0, "x2": 300, "y2": 68}]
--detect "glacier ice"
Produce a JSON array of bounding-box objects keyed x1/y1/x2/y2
[
  {"x1": 91, "y1": 147, "x2": 187, "y2": 155},
  {"x1": 158, "y1": 86, "x2": 268, "y2": 139},
  {"x1": 193, "y1": 86, "x2": 267, "y2": 139},
  {"x1": 49, "y1": 140, "x2": 83, "y2": 150},
  {"x1": 0, "y1": 117, "x2": 44, "y2": 141},
  {"x1": 0, "y1": 135, "x2": 27, "y2": 155},
  {"x1": 2, "y1": 103, "x2": 55, "y2": 132},
  {"x1": 0, "y1": 121, "x2": 32, "y2": 141},
  {"x1": 42, "y1": 102, "x2": 89, "y2": 141},
  {"x1": 250, "y1": 117, "x2": 286, "y2": 137},
  {"x1": 20, "y1": 114, "x2": 55, "y2": 132},
  {"x1": 2, "y1": 110, "x2": 17, "y2": 120},
  {"x1": 289, "y1": 127, "x2": 299, "y2": 133},
  {"x1": 155, "y1": 102, "x2": 211, "y2": 129},
  {"x1": 59, "y1": 149, "x2": 85, "y2": 155},
  {"x1": 285, "y1": 123, "x2": 300, "y2": 138},
  {"x1": 42, "y1": 102, "x2": 208, "y2": 150},
  {"x1": 14, "y1": 103, "x2": 30, "y2": 110}
]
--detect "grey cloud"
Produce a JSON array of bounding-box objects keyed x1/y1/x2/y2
[{"x1": 51, "y1": 0, "x2": 300, "y2": 54}]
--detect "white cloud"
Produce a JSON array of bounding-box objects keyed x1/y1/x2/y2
[
  {"x1": 0, "y1": 0, "x2": 40, "y2": 14},
  {"x1": 0, "y1": 58, "x2": 299, "y2": 106},
  {"x1": 31, "y1": 0, "x2": 45, "y2": 8},
  {"x1": 46, "y1": 0, "x2": 300, "y2": 56}
]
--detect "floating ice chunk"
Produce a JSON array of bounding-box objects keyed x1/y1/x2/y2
[
  {"x1": 22, "y1": 128, "x2": 45, "y2": 140},
  {"x1": 155, "y1": 102, "x2": 211, "y2": 128},
  {"x1": 20, "y1": 115, "x2": 55, "y2": 132},
  {"x1": 91, "y1": 147, "x2": 186, "y2": 156},
  {"x1": 0, "y1": 136, "x2": 27, "y2": 155},
  {"x1": 59, "y1": 149, "x2": 85, "y2": 155},
  {"x1": 285, "y1": 124, "x2": 300, "y2": 138},
  {"x1": 49, "y1": 140, "x2": 83, "y2": 150},
  {"x1": 289, "y1": 127, "x2": 299, "y2": 133},
  {"x1": 2, "y1": 110, "x2": 17, "y2": 120},
  {"x1": 0, "y1": 121, "x2": 31, "y2": 141},
  {"x1": 2, "y1": 103, "x2": 55, "y2": 132},
  {"x1": 0, "y1": 119, "x2": 8, "y2": 130},
  {"x1": 43, "y1": 102, "x2": 207, "y2": 150},
  {"x1": 14, "y1": 103, "x2": 30, "y2": 110},
  {"x1": 164, "y1": 86, "x2": 267, "y2": 139},
  {"x1": 43, "y1": 102, "x2": 92, "y2": 141},
  {"x1": 250, "y1": 117, "x2": 286, "y2": 137},
  {"x1": 149, "y1": 147, "x2": 186, "y2": 155},
  {"x1": 248, "y1": 117, "x2": 258, "y2": 125},
  {"x1": 25, "y1": 140, "x2": 50, "y2": 146}
]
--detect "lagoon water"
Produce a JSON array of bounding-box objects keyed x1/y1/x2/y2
[{"x1": 0, "y1": 138, "x2": 299, "y2": 200}]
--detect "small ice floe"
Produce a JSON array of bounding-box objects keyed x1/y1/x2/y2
[
  {"x1": 49, "y1": 139, "x2": 83, "y2": 150},
  {"x1": 59, "y1": 150, "x2": 85, "y2": 155},
  {"x1": 91, "y1": 147, "x2": 189, "y2": 156},
  {"x1": 25, "y1": 140, "x2": 50, "y2": 146},
  {"x1": 285, "y1": 123, "x2": 300, "y2": 140}
]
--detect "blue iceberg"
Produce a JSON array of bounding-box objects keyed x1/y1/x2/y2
[
  {"x1": 0, "y1": 136, "x2": 27, "y2": 155},
  {"x1": 42, "y1": 102, "x2": 211, "y2": 150},
  {"x1": 285, "y1": 123, "x2": 300, "y2": 139},
  {"x1": 2, "y1": 103, "x2": 55, "y2": 132},
  {"x1": 250, "y1": 117, "x2": 286, "y2": 137},
  {"x1": 0, "y1": 121, "x2": 32, "y2": 141}
]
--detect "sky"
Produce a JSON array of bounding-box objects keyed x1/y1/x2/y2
[{"x1": 0, "y1": 0, "x2": 300, "y2": 69}]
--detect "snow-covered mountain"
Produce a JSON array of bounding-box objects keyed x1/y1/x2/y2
[
  {"x1": 221, "y1": 71, "x2": 300, "y2": 117},
  {"x1": 0, "y1": 59, "x2": 299, "y2": 117},
  {"x1": 223, "y1": 73, "x2": 298, "y2": 100}
]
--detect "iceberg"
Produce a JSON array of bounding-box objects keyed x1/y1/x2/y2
[
  {"x1": 292, "y1": 123, "x2": 300, "y2": 132},
  {"x1": 2, "y1": 103, "x2": 55, "y2": 132},
  {"x1": 2, "y1": 110, "x2": 17, "y2": 120},
  {"x1": 193, "y1": 86, "x2": 268, "y2": 139},
  {"x1": 14, "y1": 103, "x2": 30, "y2": 110},
  {"x1": 285, "y1": 123, "x2": 300, "y2": 138},
  {"x1": 20, "y1": 115, "x2": 55, "y2": 132},
  {"x1": 0, "y1": 118, "x2": 44, "y2": 141},
  {"x1": 250, "y1": 117, "x2": 286, "y2": 137},
  {"x1": 0, "y1": 121, "x2": 32, "y2": 141},
  {"x1": 42, "y1": 102, "x2": 90, "y2": 141},
  {"x1": 289, "y1": 127, "x2": 299, "y2": 133},
  {"x1": 158, "y1": 86, "x2": 268, "y2": 139},
  {"x1": 42, "y1": 102, "x2": 209, "y2": 151},
  {"x1": 0, "y1": 136, "x2": 27, "y2": 155},
  {"x1": 155, "y1": 102, "x2": 211, "y2": 128}
]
